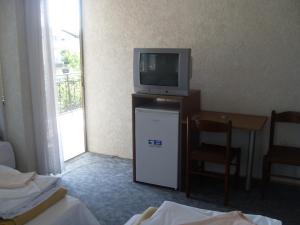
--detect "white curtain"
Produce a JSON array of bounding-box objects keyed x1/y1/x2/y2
[
  {"x1": 0, "y1": 63, "x2": 7, "y2": 141},
  {"x1": 25, "y1": 0, "x2": 64, "y2": 174}
]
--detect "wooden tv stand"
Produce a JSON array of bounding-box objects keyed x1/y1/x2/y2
[{"x1": 132, "y1": 90, "x2": 201, "y2": 190}]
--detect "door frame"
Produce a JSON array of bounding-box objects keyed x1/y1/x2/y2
[{"x1": 79, "y1": 0, "x2": 88, "y2": 154}]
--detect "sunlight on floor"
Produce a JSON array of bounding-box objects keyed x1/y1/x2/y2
[{"x1": 58, "y1": 108, "x2": 85, "y2": 161}]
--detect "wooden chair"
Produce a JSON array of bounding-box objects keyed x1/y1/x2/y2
[
  {"x1": 185, "y1": 116, "x2": 241, "y2": 205},
  {"x1": 262, "y1": 111, "x2": 300, "y2": 196}
]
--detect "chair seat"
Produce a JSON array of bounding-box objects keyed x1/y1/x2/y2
[
  {"x1": 267, "y1": 145, "x2": 300, "y2": 166},
  {"x1": 190, "y1": 143, "x2": 240, "y2": 164}
]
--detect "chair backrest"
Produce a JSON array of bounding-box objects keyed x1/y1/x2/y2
[
  {"x1": 269, "y1": 110, "x2": 300, "y2": 147},
  {"x1": 186, "y1": 116, "x2": 232, "y2": 160},
  {"x1": 193, "y1": 119, "x2": 232, "y2": 133}
]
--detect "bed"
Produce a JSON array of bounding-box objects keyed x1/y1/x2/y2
[
  {"x1": 0, "y1": 174, "x2": 100, "y2": 225},
  {"x1": 25, "y1": 195, "x2": 99, "y2": 225},
  {"x1": 124, "y1": 201, "x2": 282, "y2": 225},
  {"x1": 0, "y1": 144, "x2": 100, "y2": 225}
]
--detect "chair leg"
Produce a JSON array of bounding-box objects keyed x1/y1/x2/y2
[
  {"x1": 186, "y1": 173, "x2": 191, "y2": 198},
  {"x1": 262, "y1": 155, "x2": 271, "y2": 199},
  {"x1": 185, "y1": 160, "x2": 191, "y2": 198},
  {"x1": 224, "y1": 165, "x2": 230, "y2": 205},
  {"x1": 235, "y1": 151, "x2": 241, "y2": 189},
  {"x1": 262, "y1": 156, "x2": 267, "y2": 198},
  {"x1": 201, "y1": 161, "x2": 205, "y2": 172}
]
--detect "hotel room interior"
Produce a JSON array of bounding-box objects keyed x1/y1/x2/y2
[{"x1": 0, "y1": 0, "x2": 299, "y2": 225}]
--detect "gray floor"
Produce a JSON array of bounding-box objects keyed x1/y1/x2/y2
[{"x1": 61, "y1": 152, "x2": 300, "y2": 225}]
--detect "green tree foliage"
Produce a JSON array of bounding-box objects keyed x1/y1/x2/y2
[
  {"x1": 60, "y1": 50, "x2": 80, "y2": 71},
  {"x1": 57, "y1": 76, "x2": 82, "y2": 113}
]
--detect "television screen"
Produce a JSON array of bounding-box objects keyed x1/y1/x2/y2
[{"x1": 139, "y1": 53, "x2": 179, "y2": 87}]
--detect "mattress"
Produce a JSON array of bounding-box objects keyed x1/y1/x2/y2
[
  {"x1": 25, "y1": 195, "x2": 100, "y2": 225},
  {"x1": 124, "y1": 201, "x2": 281, "y2": 225}
]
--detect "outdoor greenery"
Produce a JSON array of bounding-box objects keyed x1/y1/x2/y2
[
  {"x1": 56, "y1": 75, "x2": 82, "y2": 113},
  {"x1": 56, "y1": 50, "x2": 82, "y2": 113},
  {"x1": 60, "y1": 49, "x2": 81, "y2": 71}
]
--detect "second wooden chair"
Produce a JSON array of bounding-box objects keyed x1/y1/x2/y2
[
  {"x1": 262, "y1": 111, "x2": 300, "y2": 197},
  {"x1": 185, "y1": 116, "x2": 241, "y2": 205}
]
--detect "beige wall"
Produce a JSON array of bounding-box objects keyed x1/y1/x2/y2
[
  {"x1": 0, "y1": 0, "x2": 36, "y2": 172},
  {"x1": 83, "y1": 0, "x2": 300, "y2": 177}
]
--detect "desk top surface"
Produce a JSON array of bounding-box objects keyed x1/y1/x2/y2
[{"x1": 193, "y1": 111, "x2": 268, "y2": 131}]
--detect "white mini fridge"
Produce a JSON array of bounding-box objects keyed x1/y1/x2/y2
[{"x1": 135, "y1": 107, "x2": 179, "y2": 189}]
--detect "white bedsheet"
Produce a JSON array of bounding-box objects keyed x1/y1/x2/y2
[
  {"x1": 0, "y1": 165, "x2": 60, "y2": 219},
  {"x1": 26, "y1": 195, "x2": 100, "y2": 225},
  {"x1": 124, "y1": 201, "x2": 281, "y2": 225}
]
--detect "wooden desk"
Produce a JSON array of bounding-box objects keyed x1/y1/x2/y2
[{"x1": 193, "y1": 111, "x2": 267, "y2": 191}]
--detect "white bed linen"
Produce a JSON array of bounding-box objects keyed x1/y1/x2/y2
[
  {"x1": 124, "y1": 201, "x2": 281, "y2": 225},
  {"x1": 0, "y1": 167, "x2": 59, "y2": 219},
  {"x1": 26, "y1": 195, "x2": 100, "y2": 225}
]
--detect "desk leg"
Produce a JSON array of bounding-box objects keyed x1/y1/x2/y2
[{"x1": 246, "y1": 131, "x2": 256, "y2": 191}]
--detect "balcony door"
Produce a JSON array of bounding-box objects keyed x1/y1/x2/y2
[{"x1": 48, "y1": 0, "x2": 86, "y2": 161}]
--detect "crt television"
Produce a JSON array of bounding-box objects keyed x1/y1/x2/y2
[{"x1": 133, "y1": 48, "x2": 191, "y2": 96}]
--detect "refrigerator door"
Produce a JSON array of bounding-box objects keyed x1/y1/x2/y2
[{"x1": 135, "y1": 107, "x2": 179, "y2": 188}]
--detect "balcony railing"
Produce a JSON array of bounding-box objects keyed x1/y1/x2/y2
[{"x1": 56, "y1": 73, "x2": 82, "y2": 114}]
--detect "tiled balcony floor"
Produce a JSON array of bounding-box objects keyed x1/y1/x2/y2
[{"x1": 58, "y1": 108, "x2": 85, "y2": 161}]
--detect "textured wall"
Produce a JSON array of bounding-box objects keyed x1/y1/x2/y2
[
  {"x1": 0, "y1": 0, "x2": 36, "y2": 171},
  {"x1": 83, "y1": 0, "x2": 300, "y2": 177}
]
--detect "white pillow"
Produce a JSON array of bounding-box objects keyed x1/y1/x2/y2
[{"x1": 0, "y1": 164, "x2": 19, "y2": 174}]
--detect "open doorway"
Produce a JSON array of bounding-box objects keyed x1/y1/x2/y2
[{"x1": 48, "y1": 0, "x2": 86, "y2": 161}]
